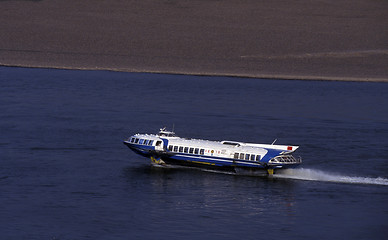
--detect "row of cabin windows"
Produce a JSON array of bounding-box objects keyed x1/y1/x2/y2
[
  {"x1": 130, "y1": 137, "x2": 154, "y2": 146},
  {"x1": 168, "y1": 145, "x2": 260, "y2": 161},
  {"x1": 168, "y1": 145, "x2": 205, "y2": 155},
  {"x1": 234, "y1": 152, "x2": 261, "y2": 161}
]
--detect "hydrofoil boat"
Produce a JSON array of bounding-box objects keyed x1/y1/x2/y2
[{"x1": 123, "y1": 128, "x2": 302, "y2": 175}]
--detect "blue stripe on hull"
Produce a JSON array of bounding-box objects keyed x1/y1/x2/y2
[
  {"x1": 160, "y1": 155, "x2": 236, "y2": 172},
  {"x1": 169, "y1": 154, "x2": 233, "y2": 167},
  {"x1": 163, "y1": 153, "x2": 265, "y2": 169}
]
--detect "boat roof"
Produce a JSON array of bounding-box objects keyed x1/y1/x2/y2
[{"x1": 131, "y1": 128, "x2": 299, "y2": 153}]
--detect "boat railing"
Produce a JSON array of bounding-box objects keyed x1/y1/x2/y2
[
  {"x1": 270, "y1": 155, "x2": 302, "y2": 164},
  {"x1": 158, "y1": 127, "x2": 176, "y2": 137}
]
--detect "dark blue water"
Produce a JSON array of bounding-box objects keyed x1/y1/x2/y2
[{"x1": 1, "y1": 66, "x2": 387, "y2": 240}]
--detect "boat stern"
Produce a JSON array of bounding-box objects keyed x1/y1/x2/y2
[{"x1": 265, "y1": 154, "x2": 302, "y2": 175}]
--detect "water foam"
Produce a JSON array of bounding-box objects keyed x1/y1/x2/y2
[{"x1": 275, "y1": 168, "x2": 388, "y2": 186}]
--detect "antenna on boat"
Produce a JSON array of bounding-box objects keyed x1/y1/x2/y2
[
  {"x1": 271, "y1": 139, "x2": 277, "y2": 145},
  {"x1": 172, "y1": 123, "x2": 175, "y2": 133}
]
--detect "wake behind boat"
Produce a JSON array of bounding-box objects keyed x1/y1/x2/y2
[{"x1": 123, "y1": 128, "x2": 302, "y2": 175}]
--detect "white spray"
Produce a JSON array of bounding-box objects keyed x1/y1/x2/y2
[{"x1": 275, "y1": 168, "x2": 388, "y2": 186}]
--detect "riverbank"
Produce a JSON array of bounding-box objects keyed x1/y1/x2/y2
[{"x1": 1, "y1": 0, "x2": 387, "y2": 82}]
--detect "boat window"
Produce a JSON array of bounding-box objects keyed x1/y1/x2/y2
[
  {"x1": 135, "y1": 138, "x2": 139, "y2": 143},
  {"x1": 250, "y1": 155, "x2": 255, "y2": 161},
  {"x1": 245, "y1": 154, "x2": 250, "y2": 160},
  {"x1": 239, "y1": 153, "x2": 244, "y2": 160},
  {"x1": 179, "y1": 146, "x2": 184, "y2": 152},
  {"x1": 256, "y1": 155, "x2": 261, "y2": 161},
  {"x1": 148, "y1": 140, "x2": 153, "y2": 146},
  {"x1": 130, "y1": 138, "x2": 135, "y2": 143},
  {"x1": 168, "y1": 145, "x2": 173, "y2": 151},
  {"x1": 189, "y1": 148, "x2": 194, "y2": 154},
  {"x1": 156, "y1": 141, "x2": 162, "y2": 146},
  {"x1": 194, "y1": 148, "x2": 199, "y2": 154},
  {"x1": 144, "y1": 140, "x2": 148, "y2": 145},
  {"x1": 200, "y1": 149, "x2": 204, "y2": 155},
  {"x1": 234, "y1": 153, "x2": 239, "y2": 159},
  {"x1": 184, "y1": 147, "x2": 188, "y2": 153},
  {"x1": 139, "y1": 139, "x2": 144, "y2": 145},
  {"x1": 174, "y1": 146, "x2": 178, "y2": 152}
]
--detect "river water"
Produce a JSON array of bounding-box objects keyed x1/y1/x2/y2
[{"x1": 1, "y1": 66, "x2": 387, "y2": 239}]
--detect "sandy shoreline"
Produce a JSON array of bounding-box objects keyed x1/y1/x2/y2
[
  {"x1": 1, "y1": 0, "x2": 387, "y2": 82},
  {"x1": 2, "y1": 62, "x2": 387, "y2": 83}
]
